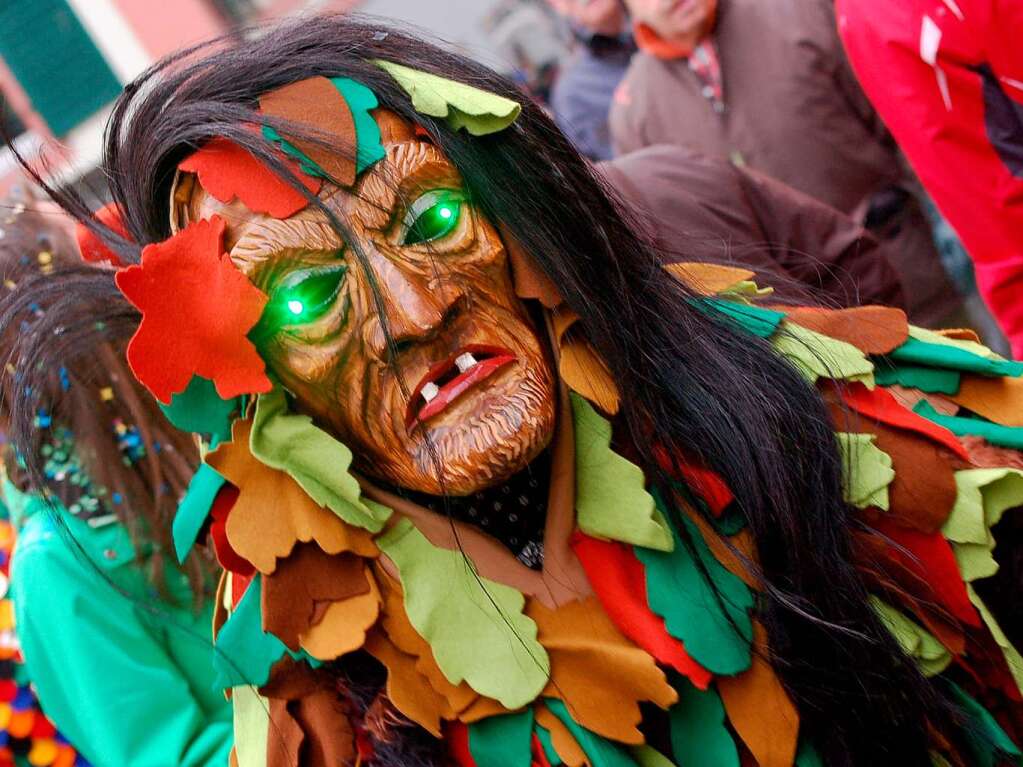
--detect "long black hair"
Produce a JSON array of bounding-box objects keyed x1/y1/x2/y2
[{"x1": 3, "y1": 13, "x2": 966, "y2": 765}]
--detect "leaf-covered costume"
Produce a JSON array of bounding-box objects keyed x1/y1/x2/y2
[{"x1": 167, "y1": 265, "x2": 1023, "y2": 767}]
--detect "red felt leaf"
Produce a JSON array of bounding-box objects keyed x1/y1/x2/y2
[
  {"x1": 178, "y1": 137, "x2": 322, "y2": 219},
  {"x1": 446, "y1": 723, "x2": 476, "y2": 767},
  {"x1": 654, "y1": 446, "x2": 734, "y2": 516},
  {"x1": 869, "y1": 516, "x2": 980, "y2": 628},
  {"x1": 838, "y1": 381, "x2": 971, "y2": 461},
  {"x1": 115, "y1": 216, "x2": 272, "y2": 404},
  {"x1": 76, "y1": 201, "x2": 131, "y2": 266},
  {"x1": 572, "y1": 532, "x2": 713, "y2": 689},
  {"x1": 208, "y1": 484, "x2": 253, "y2": 577}
]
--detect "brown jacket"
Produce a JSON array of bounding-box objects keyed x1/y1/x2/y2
[
  {"x1": 608, "y1": 0, "x2": 958, "y2": 323},
  {"x1": 599, "y1": 145, "x2": 907, "y2": 308}
]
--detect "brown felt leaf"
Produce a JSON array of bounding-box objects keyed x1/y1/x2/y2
[
  {"x1": 717, "y1": 622, "x2": 799, "y2": 767},
  {"x1": 553, "y1": 305, "x2": 620, "y2": 415},
  {"x1": 500, "y1": 224, "x2": 562, "y2": 307},
  {"x1": 535, "y1": 702, "x2": 587, "y2": 767},
  {"x1": 259, "y1": 76, "x2": 358, "y2": 186},
  {"x1": 664, "y1": 262, "x2": 756, "y2": 295},
  {"x1": 781, "y1": 305, "x2": 909, "y2": 355},
  {"x1": 527, "y1": 597, "x2": 677, "y2": 745},
  {"x1": 951, "y1": 375, "x2": 1023, "y2": 428},
  {"x1": 301, "y1": 568, "x2": 381, "y2": 661},
  {"x1": 262, "y1": 545, "x2": 371, "y2": 651},
  {"x1": 685, "y1": 504, "x2": 759, "y2": 589},
  {"x1": 208, "y1": 418, "x2": 378, "y2": 573},
  {"x1": 959, "y1": 436, "x2": 1023, "y2": 470}
]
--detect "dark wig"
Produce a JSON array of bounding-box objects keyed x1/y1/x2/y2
[{"x1": 2, "y1": 14, "x2": 969, "y2": 764}]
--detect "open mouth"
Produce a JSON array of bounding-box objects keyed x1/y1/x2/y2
[{"x1": 405, "y1": 344, "x2": 516, "y2": 430}]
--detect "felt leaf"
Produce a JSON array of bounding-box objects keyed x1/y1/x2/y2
[
  {"x1": 377, "y1": 517, "x2": 549, "y2": 709},
  {"x1": 835, "y1": 432, "x2": 895, "y2": 509},
  {"x1": 635, "y1": 492, "x2": 754, "y2": 675},
  {"x1": 909, "y1": 326, "x2": 1005, "y2": 360},
  {"x1": 172, "y1": 462, "x2": 225, "y2": 562},
  {"x1": 716, "y1": 623, "x2": 798, "y2": 767},
  {"x1": 696, "y1": 297, "x2": 784, "y2": 338},
  {"x1": 375, "y1": 60, "x2": 521, "y2": 136},
  {"x1": 871, "y1": 597, "x2": 951, "y2": 677},
  {"x1": 782, "y1": 305, "x2": 909, "y2": 355},
  {"x1": 258, "y1": 76, "x2": 357, "y2": 185},
  {"x1": 664, "y1": 263, "x2": 756, "y2": 295},
  {"x1": 967, "y1": 585, "x2": 1023, "y2": 695},
  {"x1": 214, "y1": 576, "x2": 289, "y2": 689},
  {"x1": 159, "y1": 374, "x2": 237, "y2": 441},
  {"x1": 468, "y1": 710, "x2": 535, "y2": 767},
  {"x1": 232, "y1": 685, "x2": 270, "y2": 767},
  {"x1": 534, "y1": 706, "x2": 587, "y2": 767},
  {"x1": 944, "y1": 468, "x2": 1023, "y2": 582},
  {"x1": 331, "y1": 78, "x2": 386, "y2": 174},
  {"x1": 543, "y1": 699, "x2": 637, "y2": 767},
  {"x1": 944, "y1": 681, "x2": 1023, "y2": 767},
  {"x1": 249, "y1": 388, "x2": 392, "y2": 533},
  {"x1": 667, "y1": 677, "x2": 739, "y2": 767},
  {"x1": 890, "y1": 331, "x2": 1023, "y2": 378},
  {"x1": 178, "y1": 137, "x2": 321, "y2": 219},
  {"x1": 364, "y1": 631, "x2": 448, "y2": 736},
  {"x1": 300, "y1": 569, "x2": 380, "y2": 661},
  {"x1": 795, "y1": 741, "x2": 824, "y2": 767},
  {"x1": 209, "y1": 417, "x2": 378, "y2": 574},
  {"x1": 914, "y1": 400, "x2": 1023, "y2": 450},
  {"x1": 874, "y1": 363, "x2": 961, "y2": 395},
  {"x1": 115, "y1": 216, "x2": 272, "y2": 403},
  {"x1": 572, "y1": 533, "x2": 712, "y2": 688},
  {"x1": 772, "y1": 320, "x2": 874, "y2": 386},
  {"x1": 501, "y1": 225, "x2": 562, "y2": 307},
  {"x1": 76, "y1": 201, "x2": 130, "y2": 266},
  {"x1": 555, "y1": 308, "x2": 619, "y2": 415},
  {"x1": 629, "y1": 746, "x2": 676, "y2": 767},
  {"x1": 951, "y1": 375, "x2": 1023, "y2": 427},
  {"x1": 527, "y1": 596, "x2": 677, "y2": 744},
  {"x1": 572, "y1": 394, "x2": 673, "y2": 552}
]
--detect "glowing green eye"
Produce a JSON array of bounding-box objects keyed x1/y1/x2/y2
[
  {"x1": 287, "y1": 299, "x2": 304, "y2": 316},
  {"x1": 403, "y1": 190, "x2": 465, "y2": 246},
  {"x1": 265, "y1": 265, "x2": 347, "y2": 330}
]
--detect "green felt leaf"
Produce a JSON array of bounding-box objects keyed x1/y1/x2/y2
[
  {"x1": 795, "y1": 740, "x2": 824, "y2": 767},
  {"x1": 261, "y1": 124, "x2": 324, "y2": 178},
  {"x1": 836, "y1": 432, "x2": 895, "y2": 510},
  {"x1": 469, "y1": 710, "x2": 534, "y2": 767},
  {"x1": 871, "y1": 597, "x2": 950, "y2": 677},
  {"x1": 890, "y1": 333, "x2": 1023, "y2": 378},
  {"x1": 213, "y1": 576, "x2": 288, "y2": 689},
  {"x1": 232, "y1": 685, "x2": 270, "y2": 767},
  {"x1": 772, "y1": 320, "x2": 875, "y2": 386},
  {"x1": 572, "y1": 394, "x2": 673, "y2": 552},
  {"x1": 945, "y1": 681, "x2": 1023, "y2": 767},
  {"x1": 914, "y1": 401, "x2": 1023, "y2": 450},
  {"x1": 668, "y1": 678, "x2": 739, "y2": 767},
  {"x1": 968, "y1": 585, "x2": 1023, "y2": 695},
  {"x1": 172, "y1": 462, "x2": 225, "y2": 562},
  {"x1": 330, "y1": 77, "x2": 385, "y2": 174},
  {"x1": 377, "y1": 517, "x2": 549, "y2": 709},
  {"x1": 944, "y1": 468, "x2": 1023, "y2": 581},
  {"x1": 635, "y1": 492, "x2": 753, "y2": 675},
  {"x1": 909, "y1": 326, "x2": 1005, "y2": 360},
  {"x1": 534, "y1": 724, "x2": 563, "y2": 766},
  {"x1": 630, "y1": 745, "x2": 677, "y2": 767},
  {"x1": 375, "y1": 60, "x2": 521, "y2": 136},
  {"x1": 545, "y1": 699, "x2": 638, "y2": 767},
  {"x1": 250, "y1": 388, "x2": 391, "y2": 532},
  {"x1": 159, "y1": 375, "x2": 238, "y2": 440},
  {"x1": 695, "y1": 297, "x2": 784, "y2": 338},
  {"x1": 873, "y1": 362, "x2": 961, "y2": 394}
]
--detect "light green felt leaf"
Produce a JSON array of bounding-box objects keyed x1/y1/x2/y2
[
  {"x1": 172, "y1": 462, "x2": 225, "y2": 562},
  {"x1": 892, "y1": 331, "x2": 1023, "y2": 378},
  {"x1": 909, "y1": 326, "x2": 1005, "y2": 360},
  {"x1": 469, "y1": 710, "x2": 534, "y2": 767},
  {"x1": 375, "y1": 60, "x2": 521, "y2": 135},
  {"x1": 160, "y1": 375, "x2": 238, "y2": 441},
  {"x1": 331, "y1": 77, "x2": 386, "y2": 174},
  {"x1": 836, "y1": 432, "x2": 895, "y2": 510},
  {"x1": 377, "y1": 517, "x2": 549, "y2": 708},
  {"x1": 630, "y1": 745, "x2": 677, "y2": 767},
  {"x1": 668, "y1": 678, "x2": 739, "y2": 767},
  {"x1": 232, "y1": 685, "x2": 270, "y2": 767},
  {"x1": 250, "y1": 388, "x2": 391, "y2": 533},
  {"x1": 572, "y1": 394, "x2": 673, "y2": 552},
  {"x1": 871, "y1": 597, "x2": 951, "y2": 677},
  {"x1": 873, "y1": 363, "x2": 961, "y2": 394},
  {"x1": 968, "y1": 585, "x2": 1023, "y2": 696},
  {"x1": 772, "y1": 320, "x2": 875, "y2": 386},
  {"x1": 914, "y1": 401, "x2": 1023, "y2": 450},
  {"x1": 545, "y1": 699, "x2": 638, "y2": 767},
  {"x1": 944, "y1": 468, "x2": 1023, "y2": 581},
  {"x1": 635, "y1": 492, "x2": 753, "y2": 675},
  {"x1": 945, "y1": 681, "x2": 1023, "y2": 766},
  {"x1": 213, "y1": 576, "x2": 288, "y2": 689},
  {"x1": 695, "y1": 297, "x2": 784, "y2": 338}
]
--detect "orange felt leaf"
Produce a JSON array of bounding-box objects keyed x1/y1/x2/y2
[
  {"x1": 717, "y1": 622, "x2": 799, "y2": 767},
  {"x1": 527, "y1": 597, "x2": 677, "y2": 745},
  {"x1": 501, "y1": 225, "x2": 562, "y2": 308},
  {"x1": 178, "y1": 137, "x2": 321, "y2": 219},
  {"x1": 259, "y1": 77, "x2": 358, "y2": 186},
  {"x1": 208, "y1": 418, "x2": 378, "y2": 574},
  {"x1": 76, "y1": 201, "x2": 131, "y2": 265},
  {"x1": 534, "y1": 703, "x2": 587, "y2": 767},
  {"x1": 936, "y1": 328, "x2": 982, "y2": 343},
  {"x1": 365, "y1": 630, "x2": 449, "y2": 736},
  {"x1": 950, "y1": 375, "x2": 1023, "y2": 427},
  {"x1": 115, "y1": 216, "x2": 272, "y2": 403},
  {"x1": 553, "y1": 305, "x2": 620, "y2": 415},
  {"x1": 664, "y1": 262, "x2": 756, "y2": 295},
  {"x1": 781, "y1": 305, "x2": 909, "y2": 355},
  {"x1": 300, "y1": 567, "x2": 380, "y2": 660}
]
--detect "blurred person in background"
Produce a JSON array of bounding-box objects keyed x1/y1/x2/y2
[
  {"x1": 610, "y1": 0, "x2": 967, "y2": 330},
  {"x1": 0, "y1": 189, "x2": 232, "y2": 767},
  {"x1": 837, "y1": 0, "x2": 1023, "y2": 359}
]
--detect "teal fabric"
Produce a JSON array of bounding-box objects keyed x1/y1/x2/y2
[
  {"x1": 888, "y1": 337, "x2": 1023, "y2": 378},
  {"x1": 873, "y1": 363, "x2": 961, "y2": 394},
  {"x1": 172, "y1": 463, "x2": 226, "y2": 562},
  {"x1": 9, "y1": 494, "x2": 232, "y2": 767},
  {"x1": 913, "y1": 401, "x2": 1023, "y2": 450},
  {"x1": 468, "y1": 709, "x2": 535, "y2": 767},
  {"x1": 545, "y1": 699, "x2": 637, "y2": 767},
  {"x1": 695, "y1": 298, "x2": 784, "y2": 339}
]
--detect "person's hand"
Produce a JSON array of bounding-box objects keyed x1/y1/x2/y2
[{"x1": 547, "y1": 0, "x2": 627, "y2": 37}]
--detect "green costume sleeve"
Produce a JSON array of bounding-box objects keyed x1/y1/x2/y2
[{"x1": 10, "y1": 513, "x2": 232, "y2": 767}]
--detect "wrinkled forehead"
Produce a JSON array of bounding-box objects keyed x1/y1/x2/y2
[{"x1": 170, "y1": 109, "x2": 463, "y2": 274}]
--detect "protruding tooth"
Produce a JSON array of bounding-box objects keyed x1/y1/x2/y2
[
  {"x1": 455, "y1": 353, "x2": 478, "y2": 373},
  {"x1": 421, "y1": 382, "x2": 440, "y2": 403}
]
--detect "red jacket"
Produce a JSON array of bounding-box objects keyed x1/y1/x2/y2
[{"x1": 837, "y1": 0, "x2": 1023, "y2": 358}]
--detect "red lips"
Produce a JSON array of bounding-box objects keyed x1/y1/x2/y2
[{"x1": 405, "y1": 344, "x2": 516, "y2": 430}]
